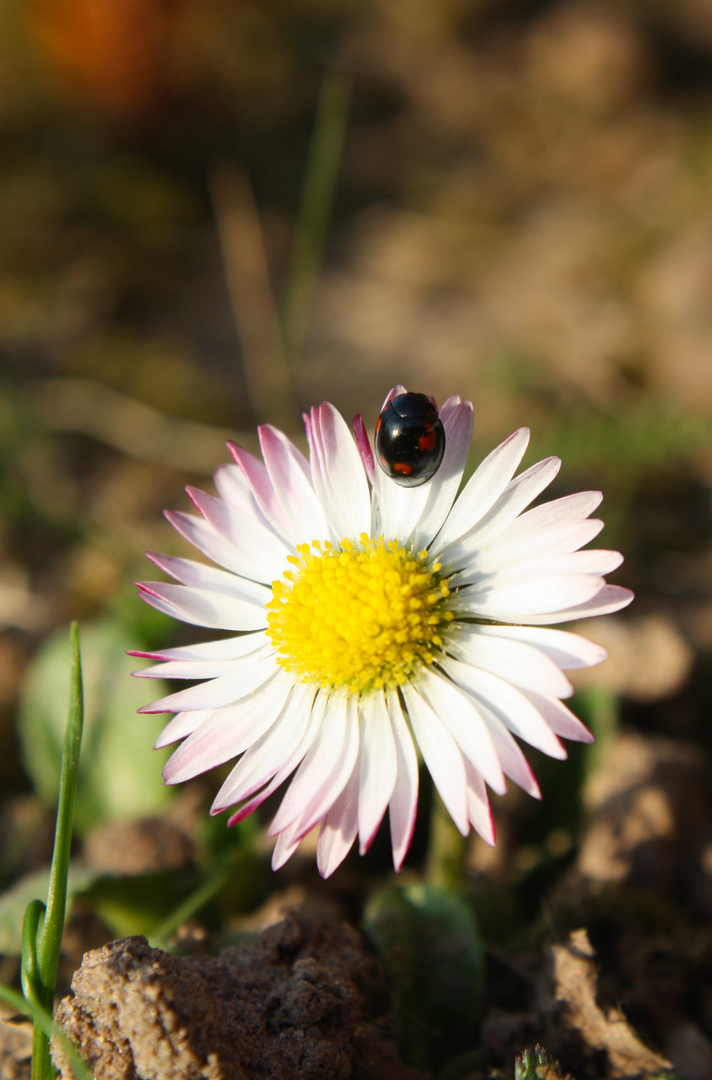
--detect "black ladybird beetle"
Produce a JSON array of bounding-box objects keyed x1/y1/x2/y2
[{"x1": 375, "y1": 392, "x2": 446, "y2": 487}]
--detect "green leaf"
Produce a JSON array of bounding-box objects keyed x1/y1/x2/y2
[
  {"x1": 363, "y1": 884, "x2": 484, "y2": 1072},
  {"x1": 17, "y1": 620, "x2": 172, "y2": 834}
]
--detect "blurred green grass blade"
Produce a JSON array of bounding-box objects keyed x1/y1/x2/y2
[
  {"x1": 0, "y1": 984, "x2": 91, "y2": 1080},
  {"x1": 280, "y1": 70, "x2": 352, "y2": 362},
  {"x1": 149, "y1": 853, "x2": 239, "y2": 947}
]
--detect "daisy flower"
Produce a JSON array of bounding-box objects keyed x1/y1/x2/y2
[{"x1": 133, "y1": 387, "x2": 633, "y2": 878}]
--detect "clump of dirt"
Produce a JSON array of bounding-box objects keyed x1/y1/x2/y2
[
  {"x1": 51, "y1": 910, "x2": 426, "y2": 1080},
  {"x1": 484, "y1": 928, "x2": 670, "y2": 1079},
  {"x1": 0, "y1": 1013, "x2": 31, "y2": 1080}
]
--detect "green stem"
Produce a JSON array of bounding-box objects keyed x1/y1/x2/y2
[
  {"x1": 21, "y1": 624, "x2": 84, "y2": 1080},
  {"x1": 424, "y1": 791, "x2": 468, "y2": 892}
]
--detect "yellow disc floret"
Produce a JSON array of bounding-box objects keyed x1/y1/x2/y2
[{"x1": 265, "y1": 534, "x2": 454, "y2": 693}]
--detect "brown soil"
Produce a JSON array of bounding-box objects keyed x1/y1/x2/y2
[{"x1": 51, "y1": 911, "x2": 426, "y2": 1080}]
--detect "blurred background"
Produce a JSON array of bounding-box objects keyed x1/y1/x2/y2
[{"x1": 2, "y1": 0, "x2": 712, "y2": 1073}]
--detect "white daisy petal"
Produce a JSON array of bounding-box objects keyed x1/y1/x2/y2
[
  {"x1": 212, "y1": 462, "x2": 251, "y2": 505},
  {"x1": 227, "y1": 442, "x2": 304, "y2": 545},
  {"x1": 439, "y1": 456, "x2": 563, "y2": 572},
  {"x1": 447, "y1": 626, "x2": 574, "y2": 698},
  {"x1": 138, "y1": 650, "x2": 278, "y2": 714},
  {"x1": 432, "y1": 427, "x2": 531, "y2": 552},
  {"x1": 443, "y1": 658, "x2": 567, "y2": 760},
  {"x1": 412, "y1": 400, "x2": 475, "y2": 550},
  {"x1": 352, "y1": 413, "x2": 376, "y2": 486},
  {"x1": 145, "y1": 552, "x2": 270, "y2": 602},
  {"x1": 130, "y1": 634, "x2": 267, "y2": 672},
  {"x1": 464, "y1": 761, "x2": 496, "y2": 845},
  {"x1": 459, "y1": 573, "x2": 605, "y2": 620},
  {"x1": 513, "y1": 583, "x2": 634, "y2": 624},
  {"x1": 226, "y1": 692, "x2": 328, "y2": 827},
  {"x1": 317, "y1": 763, "x2": 361, "y2": 877},
  {"x1": 472, "y1": 548, "x2": 621, "y2": 585},
  {"x1": 387, "y1": 689, "x2": 420, "y2": 873},
  {"x1": 479, "y1": 713, "x2": 541, "y2": 799},
  {"x1": 258, "y1": 424, "x2": 330, "y2": 540},
  {"x1": 374, "y1": 464, "x2": 431, "y2": 543},
  {"x1": 437, "y1": 393, "x2": 463, "y2": 422},
  {"x1": 516, "y1": 489, "x2": 604, "y2": 527},
  {"x1": 401, "y1": 683, "x2": 470, "y2": 835},
  {"x1": 271, "y1": 826, "x2": 303, "y2": 871},
  {"x1": 416, "y1": 668, "x2": 506, "y2": 794},
  {"x1": 268, "y1": 694, "x2": 359, "y2": 837},
  {"x1": 211, "y1": 682, "x2": 317, "y2": 813},
  {"x1": 523, "y1": 690, "x2": 595, "y2": 743},
  {"x1": 133, "y1": 652, "x2": 269, "y2": 681},
  {"x1": 153, "y1": 709, "x2": 215, "y2": 749},
  {"x1": 309, "y1": 403, "x2": 372, "y2": 540},
  {"x1": 136, "y1": 389, "x2": 631, "y2": 876},
  {"x1": 455, "y1": 519, "x2": 605, "y2": 580},
  {"x1": 162, "y1": 672, "x2": 292, "y2": 783},
  {"x1": 137, "y1": 581, "x2": 268, "y2": 631},
  {"x1": 129, "y1": 631, "x2": 268, "y2": 670},
  {"x1": 188, "y1": 487, "x2": 292, "y2": 581},
  {"x1": 165, "y1": 510, "x2": 286, "y2": 584},
  {"x1": 479, "y1": 625, "x2": 607, "y2": 669},
  {"x1": 357, "y1": 692, "x2": 398, "y2": 853}
]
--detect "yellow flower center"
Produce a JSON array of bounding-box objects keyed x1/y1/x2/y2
[{"x1": 265, "y1": 534, "x2": 454, "y2": 693}]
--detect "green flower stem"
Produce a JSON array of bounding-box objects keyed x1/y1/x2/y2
[
  {"x1": 279, "y1": 69, "x2": 352, "y2": 363},
  {"x1": 20, "y1": 624, "x2": 84, "y2": 1080},
  {"x1": 424, "y1": 790, "x2": 468, "y2": 892},
  {"x1": 0, "y1": 984, "x2": 90, "y2": 1080}
]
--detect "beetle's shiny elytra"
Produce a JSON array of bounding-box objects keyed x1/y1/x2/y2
[{"x1": 374, "y1": 392, "x2": 446, "y2": 487}]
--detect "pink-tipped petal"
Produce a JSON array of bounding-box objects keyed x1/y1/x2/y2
[
  {"x1": 317, "y1": 763, "x2": 361, "y2": 877},
  {"x1": 138, "y1": 650, "x2": 277, "y2": 713},
  {"x1": 162, "y1": 672, "x2": 291, "y2": 783},
  {"x1": 310, "y1": 402, "x2": 371, "y2": 540},
  {"x1": 444, "y1": 659, "x2": 567, "y2": 760},
  {"x1": 401, "y1": 683, "x2": 470, "y2": 835},
  {"x1": 268, "y1": 693, "x2": 359, "y2": 838},
  {"x1": 258, "y1": 425, "x2": 330, "y2": 541},
  {"x1": 352, "y1": 414, "x2": 376, "y2": 486}
]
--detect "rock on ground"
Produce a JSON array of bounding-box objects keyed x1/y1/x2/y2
[{"x1": 52, "y1": 911, "x2": 425, "y2": 1080}]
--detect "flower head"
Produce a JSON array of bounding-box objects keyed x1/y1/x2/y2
[{"x1": 133, "y1": 387, "x2": 633, "y2": 877}]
